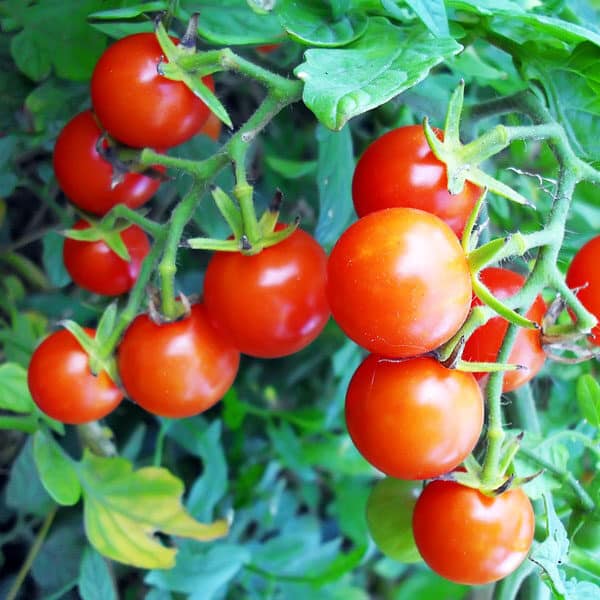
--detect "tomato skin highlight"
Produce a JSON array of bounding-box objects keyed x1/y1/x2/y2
[
  {"x1": 91, "y1": 33, "x2": 215, "y2": 149},
  {"x1": 412, "y1": 480, "x2": 535, "y2": 585},
  {"x1": 53, "y1": 111, "x2": 162, "y2": 215},
  {"x1": 203, "y1": 227, "x2": 329, "y2": 358},
  {"x1": 346, "y1": 355, "x2": 483, "y2": 479},
  {"x1": 117, "y1": 304, "x2": 240, "y2": 418},
  {"x1": 28, "y1": 329, "x2": 123, "y2": 424},
  {"x1": 462, "y1": 267, "x2": 546, "y2": 392},
  {"x1": 352, "y1": 125, "x2": 482, "y2": 237},
  {"x1": 63, "y1": 220, "x2": 150, "y2": 296},
  {"x1": 566, "y1": 235, "x2": 600, "y2": 345},
  {"x1": 327, "y1": 208, "x2": 472, "y2": 357}
]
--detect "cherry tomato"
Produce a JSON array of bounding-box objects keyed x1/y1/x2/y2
[
  {"x1": 462, "y1": 267, "x2": 546, "y2": 392},
  {"x1": 117, "y1": 304, "x2": 240, "y2": 418},
  {"x1": 366, "y1": 478, "x2": 422, "y2": 563},
  {"x1": 346, "y1": 355, "x2": 483, "y2": 479},
  {"x1": 63, "y1": 220, "x2": 150, "y2": 296},
  {"x1": 91, "y1": 33, "x2": 215, "y2": 149},
  {"x1": 352, "y1": 125, "x2": 482, "y2": 237},
  {"x1": 203, "y1": 227, "x2": 329, "y2": 358},
  {"x1": 327, "y1": 208, "x2": 472, "y2": 357},
  {"x1": 566, "y1": 235, "x2": 600, "y2": 345},
  {"x1": 200, "y1": 111, "x2": 222, "y2": 141},
  {"x1": 412, "y1": 480, "x2": 535, "y2": 585},
  {"x1": 28, "y1": 329, "x2": 122, "y2": 424},
  {"x1": 53, "y1": 111, "x2": 162, "y2": 215}
]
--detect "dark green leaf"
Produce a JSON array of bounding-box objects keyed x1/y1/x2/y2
[
  {"x1": 78, "y1": 546, "x2": 117, "y2": 600},
  {"x1": 89, "y1": 2, "x2": 167, "y2": 20},
  {"x1": 42, "y1": 232, "x2": 71, "y2": 288},
  {"x1": 265, "y1": 156, "x2": 317, "y2": 179}
]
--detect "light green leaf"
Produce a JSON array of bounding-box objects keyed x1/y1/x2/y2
[
  {"x1": 382, "y1": 0, "x2": 449, "y2": 38},
  {"x1": 0, "y1": 362, "x2": 34, "y2": 413},
  {"x1": 576, "y1": 374, "x2": 600, "y2": 427}
]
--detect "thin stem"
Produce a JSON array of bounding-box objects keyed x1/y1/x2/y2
[{"x1": 100, "y1": 205, "x2": 165, "y2": 239}]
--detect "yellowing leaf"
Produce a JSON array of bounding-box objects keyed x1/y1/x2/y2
[{"x1": 78, "y1": 451, "x2": 228, "y2": 569}]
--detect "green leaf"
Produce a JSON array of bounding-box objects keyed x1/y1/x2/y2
[
  {"x1": 33, "y1": 431, "x2": 82, "y2": 506},
  {"x1": 42, "y1": 232, "x2": 71, "y2": 288},
  {"x1": 78, "y1": 451, "x2": 228, "y2": 569},
  {"x1": 314, "y1": 125, "x2": 355, "y2": 248},
  {"x1": 576, "y1": 374, "x2": 600, "y2": 427},
  {"x1": 278, "y1": 0, "x2": 368, "y2": 47},
  {"x1": 265, "y1": 156, "x2": 317, "y2": 179},
  {"x1": 0, "y1": 362, "x2": 35, "y2": 413},
  {"x1": 295, "y1": 18, "x2": 462, "y2": 130},
  {"x1": 78, "y1": 546, "x2": 117, "y2": 600},
  {"x1": 89, "y1": 2, "x2": 168, "y2": 20},
  {"x1": 222, "y1": 387, "x2": 247, "y2": 430},
  {"x1": 382, "y1": 0, "x2": 449, "y2": 38},
  {"x1": 392, "y1": 568, "x2": 469, "y2": 600}
]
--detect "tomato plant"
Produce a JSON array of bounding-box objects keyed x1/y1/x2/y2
[
  {"x1": 63, "y1": 220, "x2": 150, "y2": 296},
  {"x1": 91, "y1": 33, "x2": 215, "y2": 149},
  {"x1": 346, "y1": 355, "x2": 483, "y2": 479},
  {"x1": 117, "y1": 304, "x2": 240, "y2": 418},
  {"x1": 27, "y1": 329, "x2": 123, "y2": 424},
  {"x1": 412, "y1": 480, "x2": 535, "y2": 585},
  {"x1": 53, "y1": 110, "x2": 162, "y2": 215},
  {"x1": 327, "y1": 207, "x2": 472, "y2": 357},
  {"x1": 203, "y1": 227, "x2": 329, "y2": 358},
  {"x1": 462, "y1": 267, "x2": 546, "y2": 392},
  {"x1": 352, "y1": 125, "x2": 482, "y2": 237}
]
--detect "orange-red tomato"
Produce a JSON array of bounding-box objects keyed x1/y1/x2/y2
[
  {"x1": 117, "y1": 304, "x2": 239, "y2": 418},
  {"x1": 346, "y1": 355, "x2": 483, "y2": 479},
  {"x1": 462, "y1": 267, "x2": 546, "y2": 392},
  {"x1": 28, "y1": 329, "x2": 122, "y2": 424},
  {"x1": 352, "y1": 125, "x2": 482, "y2": 237},
  {"x1": 200, "y1": 111, "x2": 222, "y2": 141},
  {"x1": 327, "y1": 208, "x2": 472, "y2": 357},
  {"x1": 412, "y1": 480, "x2": 535, "y2": 585}
]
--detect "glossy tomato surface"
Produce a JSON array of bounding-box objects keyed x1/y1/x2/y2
[
  {"x1": 566, "y1": 235, "x2": 600, "y2": 345},
  {"x1": 53, "y1": 111, "x2": 162, "y2": 215},
  {"x1": 352, "y1": 125, "x2": 482, "y2": 237},
  {"x1": 91, "y1": 33, "x2": 215, "y2": 149},
  {"x1": 412, "y1": 480, "x2": 535, "y2": 585},
  {"x1": 203, "y1": 227, "x2": 329, "y2": 358},
  {"x1": 28, "y1": 329, "x2": 123, "y2": 424},
  {"x1": 117, "y1": 304, "x2": 240, "y2": 418},
  {"x1": 63, "y1": 220, "x2": 150, "y2": 296},
  {"x1": 366, "y1": 478, "x2": 422, "y2": 563},
  {"x1": 346, "y1": 355, "x2": 483, "y2": 479},
  {"x1": 462, "y1": 267, "x2": 546, "y2": 392},
  {"x1": 327, "y1": 208, "x2": 472, "y2": 357}
]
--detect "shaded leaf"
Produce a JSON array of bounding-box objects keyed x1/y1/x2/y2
[{"x1": 78, "y1": 546, "x2": 117, "y2": 600}]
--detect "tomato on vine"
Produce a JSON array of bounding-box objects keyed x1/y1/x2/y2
[
  {"x1": 462, "y1": 267, "x2": 546, "y2": 392},
  {"x1": 53, "y1": 111, "x2": 162, "y2": 215},
  {"x1": 63, "y1": 220, "x2": 150, "y2": 296},
  {"x1": 203, "y1": 227, "x2": 329, "y2": 359},
  {"x1": 327, "y1": 208, "x2": 472, "y2": 357},
  {"x1": 412, "y1": 480, "x2": 535, "y2": 585},
  {"x1": 352, "y1": 125, "x2": 482, "y2": 237},
  {"x1": 346, "y1": 355, "x2": 483, "y2": 479},
  {"x1": 28, "y1": 329, "x2": 123, "y2": 424},
  {"x1": 91, "y1": 33, "x2": 215, "y2": 149},
  {"x1": 117, "y1": 304, "x2": 240, "y2": 418}
]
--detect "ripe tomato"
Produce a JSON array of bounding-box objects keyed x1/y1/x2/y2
[
  {"x1": 352, "y1": 125, "x2": 482, "y2": 237},
  {"x1": 346, "y1": 355, "x2": 483, "y2": 479},
  {"x1": 366, "y1": 478, "x2": 422, "y2": 563},
  {"x1": 566, "y1": 235, "x2": 600, "y2": 345},
  {"x1": 200, "y1": 111, "x2": 222, "y2": 141},
  {"x1": 63, "y1": 220, "x2": 150, "y2": 296},
  {"x1": 91, "y1": 33, "x2": 215, "y2": 149},
  {"x1": 327, "y1": 208, "x2": 472, "y2": 357},
  {"x1": 412, "y1": 480, "x2": 535, "y2": 585},
  {"x1": 28, "y1": 329, "x2": 122, "y2": 424},
  {"x1": 462, "y1": 267, "x2": 546, "y2": 392},
  {"x1": 117, "y1": 304, "x2": 240, "y2": 418},
  {"x1": 203, "y1": 227, "x2": 329, "y2": 358},
  {"x1": 53, "y1": 111, "x2": 162, "y2": 215}
]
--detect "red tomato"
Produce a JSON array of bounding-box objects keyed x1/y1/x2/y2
[
  {"x1": 346, "y1": 355, "x2": 483, "y2": 479},
  {"x1": 352, "y1": 125, "x2": 482, "y2": 237},
  {"x1": 566, "y1": 235, "x2": 600, "y2": 345},
  {"x1": 91, "y1": 33, "x2": 215, "y2": 149},
  {"x1": 200, "y1": 111, "x2": 222, "y2": 141},
  {"x1": 203, "y1": 227, "x2": 329, "y2": 358},
  {"x1": 462, "y1": 267, "x2": 546, "y2": 392},
  {"x1": 63, "y1": 220, "x2": 150, "y2": 296},
  {"x1": 28, "y1": 329, "x2": 122, "y2": 424},
  {"x1": 117, "y1": 304, "x2": 240, "y2": 418},
  {"x1": 257, "y1": 44, "x2": 280, "y2": 53},
  {"x1": 412, "y1": 480, "x2": 535, "y2": 585},
  {"x1": 53, "y1": 111, "x2": 162, "y2": 215},
  {"x1": 327, "y1": 208, "x2": 472, "y2": 357}
]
